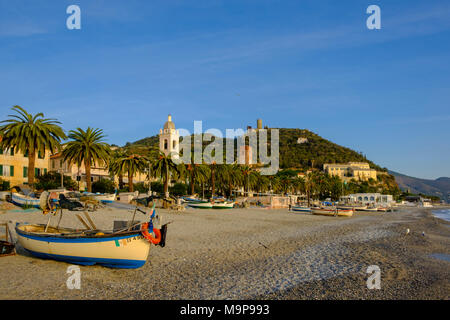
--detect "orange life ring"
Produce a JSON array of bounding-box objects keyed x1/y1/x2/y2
[{"x1": 141, "y1": 222, "x2": 161, "y2": 245}]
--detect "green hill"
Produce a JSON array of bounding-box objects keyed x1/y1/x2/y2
[
  {"x1": 277, "y1": 128, "x2": 385, "y2": 171},
  {"x1": 123, "y1": 128, "x2": 386, "y2": 172}
]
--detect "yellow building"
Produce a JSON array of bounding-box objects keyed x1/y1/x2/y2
[
  {"x1": 323, "y1": 162, "x2": 377, "y2": 181},
  {"x1": 0, "y1": 146, "x2": 50, "y2": 187},
  {"x1": 49, "y1": 152, "x2": 148, "y2": 191}
]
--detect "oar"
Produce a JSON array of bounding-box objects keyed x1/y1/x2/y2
[
  {"x1": 83, "y1": 211, "x2": 97, "y2": 230},
  {"x1": 76, "y1": 214, "x2": 91, "y2": 230}
]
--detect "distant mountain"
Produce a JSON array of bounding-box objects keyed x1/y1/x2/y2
[{"x1": 389, "y1": 170, "x2": 450, "y2": 202}]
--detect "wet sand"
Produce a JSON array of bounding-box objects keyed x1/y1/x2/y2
[{"x1": 0, "y1": 204, "x2": 449, "y2": 300}]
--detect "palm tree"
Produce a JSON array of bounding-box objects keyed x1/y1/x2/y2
[
  {"x1": 63, "y1": 128, "x2": 111, "y2": 192},
  {"x1": 209, "y1": 162, "x2": 218, "y2": 199},
  {"x1": 109, "y1": 149, "x2": 128, "y2": 190},
  {"x1": 0, "y1": 106, "x2": 66, "y2": 188},
  {"x1": 152, "y1": 152, "x2": 179, "y2": 198},
  {"x1": 113, "y1": 154, "x2": 149, "y2": 192},
  {"x1": 240, "y1": 165, "x2": 257, "y2": 196},
  {"x1": 186, "y1": 162, "x2": 210, "y2": 196}
]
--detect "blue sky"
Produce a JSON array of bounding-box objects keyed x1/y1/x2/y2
[{"x1": 0, "y1": 0, "x2": 449, "y2": 179}]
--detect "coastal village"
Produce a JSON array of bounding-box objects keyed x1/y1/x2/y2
[
  {"x1": 0, "y1": 110, "x2": 435, "y2": 211},
  {"x1": 0, "y1": 107, "x2": 448, "y2": 301}
]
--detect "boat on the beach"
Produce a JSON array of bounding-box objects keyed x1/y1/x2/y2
[
  {"x1": 93, "y1": 193, "x2": 116, "y2": 203},
  {"x1": 15, "y1": 223, "x2": 158, "y2": 268},
  {"x1": 292, "y1": 206, "x2": 311, "y2": 213},
  {"x1": 357, "y1": 207, "x2": 379, "y2": 212},
  {"x1": 311, "y1": 208, "x2": 353, "y2": 217},
  {"x1": 211, "y1": 202, "x2": 234, "y2": 209},
  {"x1": 11, "y1": 193, "x2": 41, "y2": 208},
  {"x1": 183, "y1": 197, "x2": 209, "y2": 203},
  {"x1": 81, "y1": 192, "x2": 116, "y2": 203},
  {"x1": 338, "y1": 205, "x2": 366, "y2": 211},
  {"x1": 187, "y1": 202, "x2": 213, "y2": 209}
]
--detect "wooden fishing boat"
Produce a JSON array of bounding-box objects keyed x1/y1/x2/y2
[
  {"x1": 15, "y1": 223, "x2": 164, "y2": 269},
  {"x1": 187, "y1": 202, "x2": 213, "y2": 209},
  {"x1": 11, "y1": 193, "x2": 41, "y2": 208},
  {"x1": 358, "y1": 207, "x2": 378, "y2": 212},
  {"x1": 292, "y1": 206, "x2": 311, "y2": 213},
  {"x1": 93, "y1": 193, "x2": 116, "y2": 203},
  {"x1": 311, "y1": 208, "x2": 353, "y2": 217},
  {"x1": 337, "y1": 205, "x2": 366, "y2": 211},
  {"x1": 212, "y1": 202, "x2": 234, "y2": 209},
  {"x1": 183, "y1": 197, "x2": 209, "y2": 203}
]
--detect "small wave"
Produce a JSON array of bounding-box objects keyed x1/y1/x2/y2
[{"x1": 431, "y1": 209, "x2": 450, "y2": 222}]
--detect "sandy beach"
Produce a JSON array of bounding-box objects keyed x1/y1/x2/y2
[{"x1": 0, "y1": 204, "x2": 449, "y2": 300}]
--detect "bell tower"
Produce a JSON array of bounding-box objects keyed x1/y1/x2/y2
[{"x1": 159, "y1": 114, "x2": 179, "y2": 159}]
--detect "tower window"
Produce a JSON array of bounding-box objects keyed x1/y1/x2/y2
[
  {"x1": 173, "y1": 140, "x2": 176, "y2": 149},
  {"x1": 164, "y1": 139, "x2": 168, "y2": 150}
]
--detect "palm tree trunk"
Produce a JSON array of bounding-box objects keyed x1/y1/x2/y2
[
  {"x1": 85, "y1": 160, "x2": 92, "y2": 192},
  {"x1": 211, "y1": 169, "x2": 215, "y2": 199},
  {"x1": 128, "y1": 171, "x2": 134, "y2": 192},
  {"x1": 28, "y1": 148, "x2": 36, "y2": 189},
  {"x1": 164, "y1": 168, "x2": 169, "y2": 198},
  {"x1": 190, "y1": 174, "x2": 195, "y2": 195},
  {"x1": 119, "y1": 174, "x2": 124, "y2": 189}
]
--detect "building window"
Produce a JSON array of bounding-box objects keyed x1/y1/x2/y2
[
  {"x1": 164, "y1": 139, "x2": 168, "y2": 150},
  {"x1": 0, "y1": 165, "x2": 14, "y2": 177},
  {"x1": 173, "y1": 140, "x2": 176, "y2": 149},
  {"x1": 23, "y1": 167, "x2": 28, "y2": 178},
  {"x1": 10, "y1": 148, "x2": 14, "y2": 156},
  {"x1": 0, "y1": 149, "x2": 3, "y2": 155}
]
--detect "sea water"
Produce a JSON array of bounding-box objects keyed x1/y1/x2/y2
[{"x1": 432, "y1": 209, "x2": 450, "y2": 222}]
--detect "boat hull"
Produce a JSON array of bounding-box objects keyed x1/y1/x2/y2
[
  {"x1": 292, "y1": 206, "x2": 311, "y2": 213},
  {"x1": 188, "y1": 202, "x2": 213, "y2": 209},
  {"x1": 11, "y1": 193, "x2": 41, "y2": 208},
  {"x1": 15, "y1": 224, "x2": 150, "y2": 269},
  {"x1": 312, "y1": 208, "x2": 353, "y2": 217},
  {"x1": 212, "y1": 202, "x2": 234, "y2": 209},
  {"x1": 93, "y1": 194, "x2": 116, "y2": 203}
]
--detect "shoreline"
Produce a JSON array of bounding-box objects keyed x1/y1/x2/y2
[{"x1": 0, "y1": 205, "x2": 449, "y2": 300}]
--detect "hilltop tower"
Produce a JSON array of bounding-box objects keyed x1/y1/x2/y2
[{"x1": 159, "y1": 114, "x2": 179, "y2": 159}]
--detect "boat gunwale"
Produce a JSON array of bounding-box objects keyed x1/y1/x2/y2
[{"x1": 15, "y1": 223, "x2": 143, "y2": 241}]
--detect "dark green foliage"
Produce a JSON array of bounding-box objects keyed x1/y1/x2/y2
[
  {"x1": 0, "y1": 179, "x2": 10, "y2": 191},
  {"x1": 92, "y1": 179, "x2": 116, "y2": 194},
  {"x1": 35, "y1": 172, "x2": 77, "y2": 191},
  {"x1": 170, "y1": 182, "x2": 188, "y2": 196}
]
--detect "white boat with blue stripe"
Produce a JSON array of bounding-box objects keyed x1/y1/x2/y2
[
  {"x1": 11, "y1": 192, "x2": 41, "y2": 208},
  {"x1": 15, "y1": 223, "x2": 159, "y2": 269}
]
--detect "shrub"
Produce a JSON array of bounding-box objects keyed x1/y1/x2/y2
[
  {"x1": 92, "y1": 179, "x2": 116, "y2": 194},
  {"x1": 35, "y1": 172, "x2": 77, "y2": 191}
]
